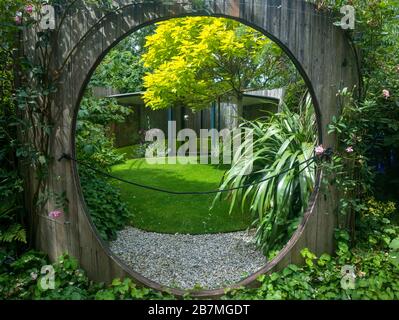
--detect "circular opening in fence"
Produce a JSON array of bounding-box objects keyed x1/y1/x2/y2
[{"x1": 73, "y1": 13, "x2": 322, "y2": 293}]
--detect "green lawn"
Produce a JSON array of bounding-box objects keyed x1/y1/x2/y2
[{"x1": 111, "y1": 157, "x2": 252, "y2": 234}]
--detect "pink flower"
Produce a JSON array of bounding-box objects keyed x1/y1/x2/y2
[
  {"x1": 315, "y1": 145, "x2": 325, "y2": 156},
  {"x1": 383, "y1": 89, "x2": 390, "y2": 99},
  {"x1": 15, "y1": 14, "x2": 22, "y2": 25},
  {"x1": 25, "y1": 5, "x2": 34, "y2": 14},
  {"x1": 49, "y1": 210, "x2": 63, "y2": 219},
  {"x1": 346, "y1": 146, "x2": 354, "y2": 153}
]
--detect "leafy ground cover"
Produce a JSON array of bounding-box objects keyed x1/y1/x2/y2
[{"x1": 1, "y1": 198, "x2": 397, "y2": 300}]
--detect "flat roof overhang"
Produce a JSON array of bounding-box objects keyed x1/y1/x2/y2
[{"x1": 106, "y1": 91, "x2": 280, "y2": 107}]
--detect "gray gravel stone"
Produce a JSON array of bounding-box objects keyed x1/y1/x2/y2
[{"x1": 109, "y1": 227, "x2": 266, "y2": 290}]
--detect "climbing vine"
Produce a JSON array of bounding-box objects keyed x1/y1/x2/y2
[
  {"x1": 314, "y1": 0, "x2": 399, "y2": 240},
  {"x1": 4, "y1": 0, "x2": 217, "y2": 246}
]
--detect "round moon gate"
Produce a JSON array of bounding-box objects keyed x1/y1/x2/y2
[{"x1": 23, "y1": 0, "x2": 358, "y2": 297}]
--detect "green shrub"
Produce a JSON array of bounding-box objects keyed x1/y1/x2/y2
[
  {"x1": 79, "y1": 169, "x2": 131, "y2": 241},
  {"x1": 224, "y1": 247, "x2": 399, "y2": 300},
  {"x1": 0, "y1": 250, "x2": 171, "y2": 300},
  {"x1": 1, "y1": 198, "x2": 398, "y2": 300},
  {"x1": 76, "y1": 92, "x2": 130, "y2": 169},
  {"x1": 0, "y1": 0, "x2": 27, "y2": 252},
  {"x1": 356, "y1": 198, "x2": 398, "y2": 249},
  {"x1": 0, "y1": 169, "x2": 26, "y2": 246},
  {"x1": 224, "y1": 202, "x2": 399, "y2": 300},
  {"x1": 76, "y1": 90, "x2": 132, "y2": 241},
  {"x1": 95, "y1": 278, "x2": 175, "y2": 300},
  {"x1": 0, "y1": 251, "x2": 95, "y2": 300},
  {"x1": 214, "y1": 95, "x2": 316, "y2": 255}
]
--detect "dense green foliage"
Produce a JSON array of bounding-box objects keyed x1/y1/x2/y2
[
  {"x1": 76, "y1": 90, "x2": 132, "y2": 241},
  {"x1": 76, "y1": 92, "x2": 130, "y2": 167},
  {"x1": 0, "y1": 0, "x2": 27, "y2": 251},
  {"x1": 0, "y1": 250, "x2": 173, "y2": 300},
  {"x1": 78, "y1": 171, "x2": 130, "y2": 241},
  {"x1": 111, "y1": 157, "x2": 251, "y2": 234},
  {"x1": 141, "y1": 17, "x2": 295, "y2": 110},
  {"x1": 0, "y1": 198, "x2": 397, "y2": 300},
  {"x1": 313, "y1": 0, "x2": 399, "y2": 239},
  {"x1": 74, "y1": 21, "x2": 155, "y2": 242},
  {"x1": 223, "y1": 199, "x2": 399, "y2": 300},
  {"x1": 215, "y1": 96, "x2": 316, "y2": 256},
  {"x1": 91, "y1": 26, "x2": 154, "y2": 93},
  {"x1": 0, "y1": 251, "x2": 95, "y2": 300}
]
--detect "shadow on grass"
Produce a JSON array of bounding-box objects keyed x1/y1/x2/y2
[{"x1": 110, "y1": 158, "x2": 252, "y2": 234}]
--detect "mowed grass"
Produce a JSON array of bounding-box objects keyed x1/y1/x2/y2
[{"x1": 110, "y1": 157, "x2": 252, "y2": 234}]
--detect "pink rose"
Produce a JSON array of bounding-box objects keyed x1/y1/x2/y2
[
  {"x1": 315, "y1": 145, "x2": 325, "y2": 156},
  {"x1": 49, "y1": 210, "x2": 63, "y2": 219},
  {"x1": 25, "y1": 5, "x2": 34, "y2": 14},
  {"x1": 15, "y1": 13, "x2": 22, "y2": 25},
  {"x1": 383, "y1": 89, "x2": 390, "y2": 99},
  {"x1": 346, "y1": 146, "x2": 354, "y2": 153}
]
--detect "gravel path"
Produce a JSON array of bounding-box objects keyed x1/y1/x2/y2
[{"x1": 109, "y1": 227, "x2": 267, "y2": 290}]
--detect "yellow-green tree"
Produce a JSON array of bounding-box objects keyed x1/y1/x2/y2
[{"x1": 141, "y1": 17, "x2": 290, "y2": 112}]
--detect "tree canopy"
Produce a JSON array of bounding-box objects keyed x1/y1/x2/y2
[
  {"x1": 141, "y1": 17, "x2": 293, "y2": 111},
  {"x1": 90, "y1": 26, "x2": 155, "y2": 93}
]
